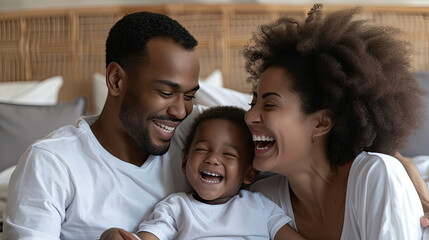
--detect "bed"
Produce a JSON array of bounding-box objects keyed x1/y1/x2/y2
[{"x1": 0, "y1": 3, "x2": 429, "y2": 234}]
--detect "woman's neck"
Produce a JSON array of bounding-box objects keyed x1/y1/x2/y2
[{"x1": 287, "y1": 157, "x2": 353, "y2": 240}]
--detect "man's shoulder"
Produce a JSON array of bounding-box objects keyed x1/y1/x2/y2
[{"x1": 30, "y1": 117, "x2": 93, "y2": 157}]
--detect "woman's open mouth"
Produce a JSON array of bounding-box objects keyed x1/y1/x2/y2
[{"x1": 253, "y1": 135, "x2": 276, "y2": 153}]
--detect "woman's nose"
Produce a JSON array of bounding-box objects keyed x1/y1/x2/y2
[{"x1": 245, "y1": 107, "x2": 261, "y2": 126}]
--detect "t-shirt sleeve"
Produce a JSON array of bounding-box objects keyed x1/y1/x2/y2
[
  {"x1": 137, "y1": 196, "x2": 179, "y2": 240},
  {"x1": 348, "y1": 153, "x2": 423, "y2": 239},
  {"x1": 257, "y1": 192, "x2": 292, "y2": 239},
  {"x1": 3, "y1": 146, "x2": 74, "y2": 240}
]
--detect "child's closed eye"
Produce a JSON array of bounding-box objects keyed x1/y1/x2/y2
[
  {"x1": 195, "y1": 148, "x2": 208, "y2": 152},
  {"x1": 223, "y1": 152, "x2": 238, "y2": 159}
]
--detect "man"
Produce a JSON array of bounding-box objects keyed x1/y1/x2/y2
[{"x1": 4, "y1": 12, "x2": 203, "y2": 240}]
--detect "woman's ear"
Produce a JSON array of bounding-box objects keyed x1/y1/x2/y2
[
  {"x1": 243, "y1": 165, "x2": 259, "y2": 185},
  {"x1": 106, "y1": 62, "x2": 125, "y2": 97},
  {"x1": 313, "y1": 109, "x2": 334, "y2": 138},
  {"x1": 181, "y1": 152, "x2": 188, "y2": 175}
]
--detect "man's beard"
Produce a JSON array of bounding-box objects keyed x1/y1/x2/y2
[{"x1": 119, "y1": 89, "x2": 170, "y2": 155}]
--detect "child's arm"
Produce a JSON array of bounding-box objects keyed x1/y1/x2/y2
[
  {"x1": 274, "y1": 224, "x2": 305, "y2": 240},
  {"x1": 395, "y1": 153, "x2": 429, "y2": 227},
  {"x1": 99, "y1": 228, "x2": 158, "y2": 240}
]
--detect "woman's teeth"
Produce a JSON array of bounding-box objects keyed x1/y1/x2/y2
[
  {"x1": 253, "y1": 135, "x2": 275, "y2": 150},
  {"x1": 252, "y1": 135, "x2": 275, "y2": 141}
]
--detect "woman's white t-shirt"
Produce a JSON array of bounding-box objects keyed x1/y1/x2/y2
[{"x1": 250, "y1": 151, "x2": 423, "y2": 239}]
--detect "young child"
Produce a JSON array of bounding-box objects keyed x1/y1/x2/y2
[{"x1": 100, "y1": 106, "x2": 304, "y2": 240}]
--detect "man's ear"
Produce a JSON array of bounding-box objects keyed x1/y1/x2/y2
[
  {"x1": 243, "y1": 165, "x2": 259, "y2": 185},
  {"x1": 181, "y1": 152, "x2": 188, "y2": 175},
  {"x1": 106, "y1": 62, "x2": 126, "y2": 97},
  {"x1": 313, "y1": 109, "x2": 334, "y2": 138}
]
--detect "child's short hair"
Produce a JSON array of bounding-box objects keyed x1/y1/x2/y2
[{"x1": 183, "y1": 106, "x2": 254, "y2": 164}]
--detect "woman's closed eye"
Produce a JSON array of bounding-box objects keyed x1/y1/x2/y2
[{"x1": 264, "y1": 103, "x2": 276, "y2": 108}]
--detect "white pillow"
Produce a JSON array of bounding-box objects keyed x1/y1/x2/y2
[
  {"x1": 0, "y1": 76, "x2": 63, "y2": 105},
  {"x1": 0, "y1": 165, "x2": 15, "y2": 186},
  {"x1": 93, "y1": 72, "x2": 107, "y2": 115},
  {"x1": 194, "y1": 70, "x2": 252, "y2": 110},
  {"x1": 199, "y1": 69, "x2": 223, "y2": 88}
]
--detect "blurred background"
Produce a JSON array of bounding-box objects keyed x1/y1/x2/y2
[{"x1": 0, "y1": 0, "x2": 429, "y2": 12}]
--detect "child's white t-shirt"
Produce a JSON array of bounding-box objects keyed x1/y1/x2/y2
[{"x1": 137, "y1": 189, "x2": 292, "y2": 240}]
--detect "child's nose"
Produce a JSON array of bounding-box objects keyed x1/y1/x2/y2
[{"x1": 205, "y1": 153, "x2": 220, "y2": 166}]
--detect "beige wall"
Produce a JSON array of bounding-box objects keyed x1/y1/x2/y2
[{"x1": 1, "y1": 0, "x2": 429, "y2": 12}]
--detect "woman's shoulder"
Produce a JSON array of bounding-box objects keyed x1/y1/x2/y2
[
  {"x1": 348, "y1": 151, "x2": 420, "y2": 199},
  {"x1": 250, "y1": 174, "x2": 287, "y2": 191},
  {"x1": 249, "y1": 174, "x2": 289, "y2": 205},
  {"x1": 350, "y1": 151, "x2": 404, "y2": 180}
]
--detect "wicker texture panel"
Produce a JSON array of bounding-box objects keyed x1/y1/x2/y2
[
  {"x1": 169, "y1": 9, "x2": 224, "y2": 82},
  {"x1": 0, "y1": 5, "x2": 428, "y2": 113}
]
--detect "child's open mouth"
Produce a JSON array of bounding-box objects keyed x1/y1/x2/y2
[{"x1": 200, "y1": 171, "x2": 223, "y2": 183}]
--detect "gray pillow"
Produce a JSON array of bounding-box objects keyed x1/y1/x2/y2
[
  {"x1": 400, "y1": 72, "x2": 429, "y2": 157},
  {"x1": 0, "y1": 97, "x2": 86, "y2": 171}
]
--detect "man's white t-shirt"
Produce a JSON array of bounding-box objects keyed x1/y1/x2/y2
[
  {"x1": 3, "y1": 105, "x2": 206, "y2": 240},
  {"x1": 250, "y1": 151, "x2": 423, "y2": 239},
  {"x1": 138, "y1": 190, "x2": 292, "y2": 240}
]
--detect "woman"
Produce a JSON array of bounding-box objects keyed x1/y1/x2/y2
[{"x1": 246, "y1": 4, "x2": 426, "y2": 239}]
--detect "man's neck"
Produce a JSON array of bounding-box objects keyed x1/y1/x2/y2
[{"x1": 90, "y1": 115, "x2": 150, "y2": 166}]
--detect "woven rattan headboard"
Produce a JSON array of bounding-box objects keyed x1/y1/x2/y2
[{"x1": 1, "y1": 4, "x2": 428, "y2": 112}]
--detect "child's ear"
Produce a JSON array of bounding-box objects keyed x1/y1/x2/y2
[
  {"x1": 243, "y1": 165, "x2": 259, "y2": 185},
  {"x1": 181, "y1": 152, "x2": 188, "y2": 175}
]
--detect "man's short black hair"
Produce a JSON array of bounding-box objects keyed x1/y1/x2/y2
[{"x1": 106, "y1": 11, "x2": 198, "y2": 69}]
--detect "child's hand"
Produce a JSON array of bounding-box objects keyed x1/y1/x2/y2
[{"x1": 100, "y1": 228, "x2": 140, "y2": 240}]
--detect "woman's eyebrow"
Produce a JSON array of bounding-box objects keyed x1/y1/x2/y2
[{"x1": 262, "y1": 92, "x2": 281, "y2": 99}]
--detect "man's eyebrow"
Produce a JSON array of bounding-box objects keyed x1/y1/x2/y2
[
  {"x1": 155, "y1": 80, "x2": 200, "y2": 92},
  {"x1": 189, "y1": 84, "x2": 200, "y2": 92},
  {"x1": 262, "y1": 92, "x2": 281, "y2": 99},
  {"x1": 155, "y1": 80, "x2": 181, "y2": 89}
]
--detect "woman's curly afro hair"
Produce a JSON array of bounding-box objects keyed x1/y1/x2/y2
[{"x1": 243, "y1": 4, "x2": 426, "y2": 167}]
